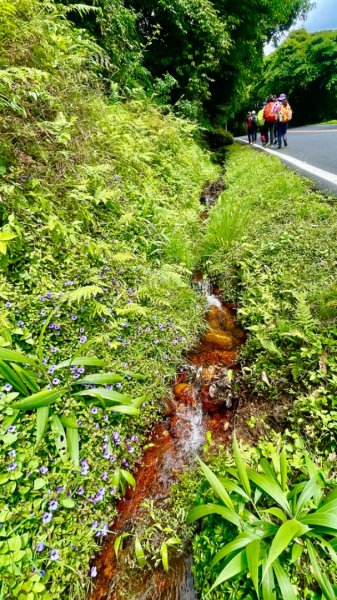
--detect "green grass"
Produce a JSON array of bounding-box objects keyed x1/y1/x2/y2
[{"x1": 0, "y1": 2, "x2": 219, "y2": 598}]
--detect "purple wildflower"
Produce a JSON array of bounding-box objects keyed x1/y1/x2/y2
[
  {"x1": 42, "y1": 512, "x2": 53, "y2": 524},
  {"x1": 8, "y1": 462, "x2": 17, "y2": 472},
  {"x1": 49, "y1": 500, "x2": 58, "y2": 511},
  {"x1": 45, "y1": 293, "x2": 52, "y2": 299},
  {"x1": 80, "y1": 335, "x2": 87, "y2": 344},
  {"x1": 52, "y1": 378, "x2": 60, "y2": 385},
  {"x1": 71, "y1": 314, "x2": 77, "y2": 321},
  {"x1": 50, "y1": 549, "x2": 60, "y2": 561},
  {"x1": 40, "y1": 466, "x2": 48, "y2": 474},
  {"x1": 51, "y1": 346, "x2": 57, "y2": 353},
  {"x1": 5, "y1": 301, "x2": 12, "y2": 308},
  {"x1": 4, "y1": 383, "x2": 12, "y2": 392},
  {"x1": 90, "y1": 566, "x2": 97, "y2": 578},
  {"x1": 91, "y1": 407, "x2": 98, "y2": 415},
  {"x1": 36, "y1": 542, "x2": 45, "y2": 553},
  {"x1": 77, "y1": 487, "x2": 85, "y2": 495},
  {"x1": 48, "y1": 366, "x2": 55, "y2": 374},
  {"x1": 101, "y1": 472, "x2": 108, "y2": 481},
  {"x1": 17, "y1": 320, "x2": 24, "y2": 327},
  {"x1": 8, "y1": 449, "x2": 16, "y2": 457},
  {"x1": 7, "y1": 425, "x2": 16, "y2": 433}
]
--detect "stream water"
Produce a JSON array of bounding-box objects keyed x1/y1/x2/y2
[{"x1": 90, "y1": 278, "x2": 246, "y2": 600}]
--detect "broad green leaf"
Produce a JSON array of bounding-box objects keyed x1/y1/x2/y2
[
  {"x1": 210, "y1": 532, "x2": 262, "y2": 569},
  {"x1": 260, "y1": 458, "x2": 278, "y2": 483},
  {"x1": 135, "y1": 537, "x2": 146, "y2": 567},
  {"x1": 10, "y1": 364, "x2": 39, "y2": 393},
  {"x1": 247, "y1": 470, "x2": 291, "y2": 515},
  {"x1": 306, "y1": 539, "x2": 335, "y2": 600},
  {"x1": 35, "y1": 406, "x2": 49, "y2": 446},
  {"x1": 279, "y1": 448, "x2": 288, "y2": 492},
  {"x1": 272, "y1": 559, "x2": 297, "y2": 600},
  {"x1": 54, "y1": 357, "x2": 105, "y2": 370},
  {"x1": 61, "y1": 497, "x2": 75, "y2": 508},
  {"x1": 290, "y1": 542, "x2": 303, "y2": 563},
  {"x1": 322, "y1": 486, "x2": 337, "y2": 506},
  {"x1": 114, "y1": 533, "x2": 129, "y2": 559},
  {"x1": 11, "y1": 389, "x2": 65, "y2": 410},
  {"x1": 75, "y1": 373, "x2": 123, "y2": 385},
  {"x1": 262, "y1": 558, "x2": 276, "y2": 600},
  {"x1": 233, "y1": 432, "x2": 251, "y2": 496},
  {"x1": 246, "y1": 539, "x2": 261, "y2": 598},
  {"x1": 197, "y1": 458, "x2": 234, "y2": 510},
  {"x1": 0, "y1": 359, "x2": 29, "y2": 395},
  {"x1": 166, "y1": 537, "x2": 181, "y2": 547},
  {"x1": 187, "y1": 503, "x2": 241, "y2": 528},
  {"x1": 75, "y1": 387, "x2": 133, "y2": 405},
  {"x1": 264, "y1": 520, "x2": 308, "y2": 574},
  {"x1": 161, "y1": 542, "x2": 169, "y2": 572},
  {"x1": 120, "y1": 469, "x2": 136, "y2": 488},
  {"x1": 120, "y1": 370, "x2": 146, "y2": 381},
  {"x1": 219, "y1": 477, "x2": 250, "y2": 501},
  {"x1": 295, "y1": 476, "x2": 320, "y2": 517},
  {"x1": 33, "y1": 478, "x2": 46, "y2": 490},
  {"x1": 308, "y1": 533, "x2": 337, "y2": 565},
  {"x1": 262, "y1": 507, "x2": 287, "y2": 523},
  {"x1": 0, "y1": 348, "x2": 37, "y2": 367},
  {"x1": 106, "y1": 404, "x2": 139, "y2": 416},
  {"x1": 301, "y1": 512, "x2": 337, "y2": 530},
  {"x1": 51, "y1": 414, "x2": 67, "y2": 461},
  {"x1": 66, "y1": 427, "x2": 79, "y2": 467},
  {"x1": 7, "y1": 535, "x2": 21, "y2": 552},
  {"x1": 60, "y1": 414, "x2": 78, "y2": 429},
  {"x1": 210, "y1": 549, "x2": 248, "y2": 592}
]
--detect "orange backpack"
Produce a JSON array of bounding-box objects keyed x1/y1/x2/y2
[
  {"x1": 263, "y1": 102, "x2": 277, "y2": 122},
  {"x1": 279, "y1": 103, "x2": 292, "y2": 123}
]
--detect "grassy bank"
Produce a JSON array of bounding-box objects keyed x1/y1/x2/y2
[
  {"x1": 189, "y1": 144, "x2": 337, "y2": 598},
  {"x1": 0, "y1": 2, "x2": 219, "y2": 598}
]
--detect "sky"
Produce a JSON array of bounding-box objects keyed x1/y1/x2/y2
[{"x1": 264, "y1": 0, "x2": 337, "y2": 55}]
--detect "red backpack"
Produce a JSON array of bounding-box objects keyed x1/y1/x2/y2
[
  {"x1": 263, "y1": 102, "x2": 277, "y2": 122},
  {"x1": 246, "y1": 116, "x2": 252, "y2": 127}
]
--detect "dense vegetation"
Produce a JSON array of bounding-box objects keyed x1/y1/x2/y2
[
  {"x1": 63, "y1": 0, "x2": 312, "y2": 124},
  {"x1": 0, "y1": 1, "x2": 219, "y2": 597},
  {"x1": 253, "y1": 28, "x2": 337, "y2": 125},
  {"x1": 188, "y1": 146, "x2": 337, "y2": 598}
]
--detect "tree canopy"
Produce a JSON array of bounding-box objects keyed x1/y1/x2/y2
[
  {"x1": 255, "y1": 29, "x2": 337, "y2": 125},
  {"x1": 64, "y1": 0, "x2": 312, "y2": 124}
]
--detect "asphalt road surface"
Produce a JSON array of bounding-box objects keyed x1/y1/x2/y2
[{"x1": 237, "y1": 124, "x2": 337, "y2": 195}]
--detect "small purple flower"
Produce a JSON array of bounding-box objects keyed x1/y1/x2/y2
[
  {"x1": 36, "y1": 542, "x2": 45, "y2": 553},
  {"x1": 48, "y1": 323, "x2": 55, "y2": 330},
  {"x1": 80, "y1": 335, "x2": 87, "y2": 344},
  {"x1": 5, "y1": 301, "x2": 12, "y2": 308},
  {"x1": 40, "y1": 570, "x2": 46, "y2": 577},
  {"x1": 110, "y1": 487, "x2": 116, "y2": 495},
  {"x1": 115, "y1": 382, "x2": 122, "y2": 389},
  {"x1": 127, "y1": 445, "x2": 134, "y2": 454},
  {"x1": 50, "y1": 549, "x2": 60, "y2": 561},
  {"x1": 145, "y1": 327, "x2": 151, "y2": 332},
  {"x1": 95, "y1": 522, "x2": 108, "y2": 537},
  {"x1": 40, "y1": 466, "x2": 48, "y2": 475},
  {"x1": 42, "y1": 512, "x2": 53, "y2": 524},
  {"x1": 52, "y1": 378, "x2": 60, "y2": 385},
  {"x1": 8, "y1": 462, "x2": 17, "y2": 472},
  {"x1": 49, "y1": 500, "x2": 58, "y2": 511},
  {"x1": 45, "y1": 293, "x2": 53, "y2": 299},
  {"x1": 91, "y1": 520, "x2": 99, "y2": 529},
  {"x1": 51, "y1": 346, "x2": 57, "y2": 353},
  {"x1": 17, "y1": 320, "x2": 24, "y2": 327},
  {"x1": 56, "y1": 486, "x2": 64, "y2": 494},
  {"x1": 54, "y1": 324, "x2": 60, "y2": 331},
  {"x1": 77, "y1": 420, "x2": 82, "y2": 426},
  {"x1": 130, "y1": 435, "x2": 139, "y2": 443},
  {"x1": 90, "y1": 566, "x2": 97, "y2": 578},
  {"x1": 103, "y1": 451, "x2": 111, "y2": 460},
  {"x1": 42, "y1": 357, "x2": 48, "y2": 364},
  {"x1": 91, "y1": 407, "x2": 98, "y2": 415},
  {"x1": 77, "y1": 366, "x2": 85, "y2": 374},
  {"x1": 48, "y1": 366, "x2": 55, "y2": 374},
  {"x1": 8, "y1": 449, "x2": 16, "y2": 457},
  {"x1": 77, "y1": 487, "x2": 85, "y2": 495},
  {"x1": 71, "y1": 314, "x2": 77, "y2": 321},
  {"x1": 41, "y1": 309, "x2": 46, "y2": 316},
  {"x1": 7, "y1": 425, "x2": 16, "y2": 433},
  {"x1": 4, "y1": 383, "x2": 12, "y2": 392},
  {"x1": 79, "y1": 328, "x2": 85, "y2": 333},
  {"x1": 101, "y1": 472, "x2": 108, "y2": 481},
  {"x1": 121, "y1": 459, "x2": 129, "y2": 467},
  {"x1": 112, "y1": 431, "x2": 120, "y2": 445}
]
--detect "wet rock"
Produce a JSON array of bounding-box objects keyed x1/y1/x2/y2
[
  {"x1": 204, "y1": 330, "x2": 237, "y2": 350},
  {"x1": 173, "y1": 383, "x2": 196, "y2": 406}
]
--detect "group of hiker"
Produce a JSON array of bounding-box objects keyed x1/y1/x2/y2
[{"x1": 246, "y1": 94, "x2": 292, "y2": 148}]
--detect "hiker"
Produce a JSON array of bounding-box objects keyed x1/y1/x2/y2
[
  {"x1": 276, "y1": 94, "x2": 292, "y2": 148},
  {"x1": 251, "y1": 111, "x2": 258, "y2": 142},
  {"x1": 257, "y1": 103, "x2": 267, "y2": 146},
  {"x1": 246, "y1": 112, "x2": 255, "y2": 144},
  {"x1": 263, "y1": 95, "x2": 278, "y2": 146}
]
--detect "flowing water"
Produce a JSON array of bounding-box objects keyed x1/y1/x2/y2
[{"x1": 90, "y1": 279, "x2": 246, "y2": 600}]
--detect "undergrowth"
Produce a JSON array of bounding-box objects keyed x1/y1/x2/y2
[{"x1": 0, "y1": 2, "x2": 219, "y2": 598}]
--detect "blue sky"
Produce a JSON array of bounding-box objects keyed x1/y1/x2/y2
[{"x1": 265, "y1": 0, "x2": 337, "y2": 54}]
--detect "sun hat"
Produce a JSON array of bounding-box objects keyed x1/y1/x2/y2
[{"x1": 278, "y1": 93, "x2": 286, "y2": 100}]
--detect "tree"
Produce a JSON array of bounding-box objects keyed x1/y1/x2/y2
[{"x1": 254, "y1": 29, "x2": 337, "y2": 126}]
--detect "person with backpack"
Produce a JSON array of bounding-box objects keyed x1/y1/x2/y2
[
  {"x1": 246, "y1": 111, "x2": 255, "y2": 144},
  {"x1": 263, "y1": 95, "x2": 278, "y2": 146},
  {"x1": 257, "y1": 103, "x2": 267, "y2": 146},
  {"x1": 276, "y1": 94, "x2": 292, "y2": 148}
]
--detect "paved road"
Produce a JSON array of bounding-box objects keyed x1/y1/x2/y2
[{"x1": 237, "y1": 124, "x2": 337, "y2": 195}]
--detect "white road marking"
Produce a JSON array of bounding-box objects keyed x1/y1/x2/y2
[{"x1": 237, "y1": 138, "x2": 337, "y2": 187}]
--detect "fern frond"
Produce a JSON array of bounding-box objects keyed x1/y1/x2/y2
[
  {"x1": 115, "y1": 303, "x2": 147, "y2": 317},
  {"x1": 63, "y1": 4, "x2": 100, "y2": 17},
  {"x1": 64, "y1": 285, "x2": 103, "y2": 304},
  {"x1": 294, "y1": 293, "x2": 315, "y2": 330},
  {"x1": 279, "y1": 329, "x2": 308, "y2": 341},
  {"x1": 259, "y1": 338, "x2": 283, "y2": 358}
]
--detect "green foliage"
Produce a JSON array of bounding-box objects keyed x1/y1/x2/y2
[
  {"x1": 254, "y1": 29, "x2": 337, "y2": 126},
  {"x1": 189, "y1": 440, "x2": 337, "y2": 599}
]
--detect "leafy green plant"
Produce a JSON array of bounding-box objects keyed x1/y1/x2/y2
[{"x1": 188, "y1": 435, "x2": 337, "y2": 599}]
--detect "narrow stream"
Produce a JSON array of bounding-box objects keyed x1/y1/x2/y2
[{"x1": 90, "y1": 278, "x2": 246, "y2": 600}]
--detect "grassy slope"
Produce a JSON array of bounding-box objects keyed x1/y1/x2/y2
[
  {"x1": 0, "y1": 2, "x2": 219, "y2": 598},
  {"x1": 191, "y1": 144, "x2": 337, "y2": 598}
]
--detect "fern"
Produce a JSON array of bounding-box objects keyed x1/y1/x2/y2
[
  {"x1": 63, "y1": 4, "x2": 100, "y2": 17},
  {"x1": 258, "y1": 338, "x2": 283, "y2": 358},
  {"x1": 64, "y1": 285, "x2": 103, "y2": 304},
  {"x1": 294, "y1": 293, "x2": 316, "y2": 331}
]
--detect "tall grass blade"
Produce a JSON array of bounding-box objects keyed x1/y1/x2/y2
[
  {"x1": 197, "y1": 457, "x2": 235, "y2": 510},
  {"x1": 233, "y1": 432, "x2": 251, "y2": 497},
  {"x1": 187, "y1": 503, "x2": 241, "y2": 527},
  {"x1": 272, "y1": 559, "x2": 297, "y2": 600},
  {"x1": 209, "y1": 549, "x2": 248, "y2": 592},
  {"x1": 35, "y1": 406, "x2": 49, "y2": 446}
]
